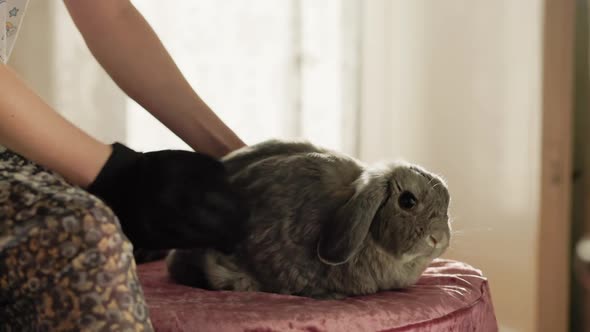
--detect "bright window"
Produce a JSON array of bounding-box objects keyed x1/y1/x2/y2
[{"x1": 126, "y1": 0, "x2": 360, "y2": 154}]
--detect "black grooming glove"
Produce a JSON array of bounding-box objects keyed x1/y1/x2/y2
[{"x1": 87, "y1": 143, "x2": 246, "y2": 253}]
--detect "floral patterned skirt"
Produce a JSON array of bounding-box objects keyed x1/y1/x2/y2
[{"x1": 0, "y1": 147, "x2": 153, "y2": 331}]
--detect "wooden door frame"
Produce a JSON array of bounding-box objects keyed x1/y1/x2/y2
[{"x1": 537, "y1": 0, "x2": 575, "y2": 331}]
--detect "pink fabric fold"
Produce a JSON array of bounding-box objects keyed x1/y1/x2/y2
[{"x1": 138, "y1": 259, "x2": 498, "y2": 332}]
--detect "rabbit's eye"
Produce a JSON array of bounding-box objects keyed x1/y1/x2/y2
[{"x1": 398, "y1": 191, "x2": 417, "y2": 210}]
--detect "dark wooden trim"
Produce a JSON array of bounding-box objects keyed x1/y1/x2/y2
[{"x1": 537, "y1": 0, "x2": 575, "y2": 330}]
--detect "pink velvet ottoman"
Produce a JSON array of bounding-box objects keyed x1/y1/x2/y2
[{"x1": 137, "y1": 259, "x2": 498, "y2": 332}]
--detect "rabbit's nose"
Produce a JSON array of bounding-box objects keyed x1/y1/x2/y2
[{"x1": 426, "y1": 231, "x2": 448, "y2": 248}]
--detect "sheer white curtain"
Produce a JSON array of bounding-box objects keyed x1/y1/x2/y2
[
  {"x1": 9, "y1": 0, "x2": 360, "y2": 155},
  {"x1": 127, "y1": 0, "x2": 360, "y2": 154},
  {"x1": 126, "y1": 1, "x2": 296, "y2": 151}
]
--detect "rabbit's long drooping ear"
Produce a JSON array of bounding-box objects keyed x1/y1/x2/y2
[{"x1": 317, "y1": 169, "x2": 388, "y2": 265}]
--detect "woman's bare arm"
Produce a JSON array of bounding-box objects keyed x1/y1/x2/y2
[
  {"x1": 0, "y1": 64, "x2": 111, "y2": 187},
  {"x1": 63, "y1": 0, "x2": 246, "y2": 158}
]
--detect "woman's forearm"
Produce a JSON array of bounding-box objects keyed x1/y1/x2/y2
[
  {"x1": 63, "y1": 0, "x2": 246, "y2": 158},
  {"x1": 0, "y1": 64, "x2": 111, "y2": 187}
]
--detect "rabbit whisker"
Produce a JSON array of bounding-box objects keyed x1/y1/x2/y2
[{"x1": 430, "y1": 182, "x2": 442, "y2": 192}]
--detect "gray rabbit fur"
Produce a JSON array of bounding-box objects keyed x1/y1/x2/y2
[{"x1": 166, "y1": 139, "x2": 451, "y2": 299}]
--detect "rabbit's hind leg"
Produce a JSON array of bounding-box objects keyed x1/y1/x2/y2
[
  {"x1": 202, "y1": 250, "x2": 260, "y2": 292},
  {"x1": 166, "y1": 249, "x2": 212, "y2": 289}
]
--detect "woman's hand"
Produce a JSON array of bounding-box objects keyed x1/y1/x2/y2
[
  {"x1": 0, "y1": 62, "x2": 244, "y2": 252},
  {"x1": 87, "y1": 143, "x2": 246, "y2": 252}
]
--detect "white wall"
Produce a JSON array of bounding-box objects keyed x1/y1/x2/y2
[{"x1": 359, "y1": 1, "x2": 543, "y2": 331}]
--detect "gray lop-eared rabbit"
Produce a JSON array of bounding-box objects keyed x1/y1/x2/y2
[{"x1": 166, "y1": 139, "x2": 451, "y2": 299}]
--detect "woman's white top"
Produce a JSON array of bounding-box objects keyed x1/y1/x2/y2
[{"x1": 0, "y1": 0, "x2": 29, "y2": 63}]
